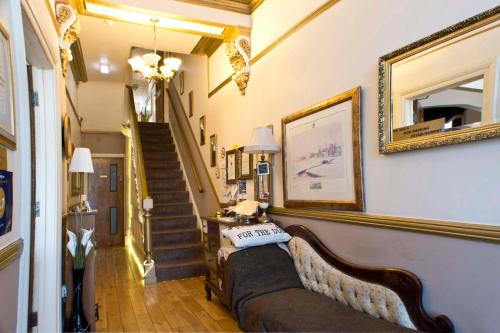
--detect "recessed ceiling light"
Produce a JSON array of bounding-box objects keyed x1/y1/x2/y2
[
  {"x1": 100, "y1": 63, "x2": 110, "y2": 74},
  {"x1": 104, "y1": 20, "x2": 114, "y2": 26}
]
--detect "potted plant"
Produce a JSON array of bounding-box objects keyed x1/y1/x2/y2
[{"x1": 67, "y1": 228, "x2": 94, "y2": 333}]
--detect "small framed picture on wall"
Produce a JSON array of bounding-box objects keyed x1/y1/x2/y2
[
  {"x1": 188, "y1": 91, "x2": 194, "y2": 118},
  {"x1": 210, "y1": 134, "x2": 217, "y2": 167},
  {"x1": 226, "y1": 149, "x2": 238, "y2": 184},
  {"x1": 199, "y1": 115, "x2": 206, "y2": 145},
  {"x1": 237, "y1": 147, "x2": 253, "y2": 180},
  {"x1": 0, "y1": 22, "x2": 16, "y2": 150},
  {"x1": 179, "y1": 71, "x2": 185, "y2": 95}
]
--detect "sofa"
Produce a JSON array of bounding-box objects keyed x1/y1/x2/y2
[{"x1": 220, "y1": 225, "x2": 454, "y2": 332}]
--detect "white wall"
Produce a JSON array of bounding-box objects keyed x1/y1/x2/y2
[
  {"x1": 78, "y1": 81, "x2": 128, "y2": 132},
  {"x1": 187, "y1": 0, "x2": 500, "y2": 226},
  {"x1": 177, "y1": 2, "x2": 500, "y2": 332}
]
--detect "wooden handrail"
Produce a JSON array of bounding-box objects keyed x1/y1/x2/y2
[
  {"x1": 126, "y1": 85, "x2": 149, "y2": 198},
  {"x1": 166, "y1": 85, "x2": 204, "y2": 193}
]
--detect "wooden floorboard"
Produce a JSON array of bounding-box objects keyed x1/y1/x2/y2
[{"x1": 95, "y1": 246, "x2": 240, "y2": 332}]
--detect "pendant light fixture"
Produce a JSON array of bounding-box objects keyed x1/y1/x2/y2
[{"x1": 128, "y1": 19, "x2": 182, "y2": 82}]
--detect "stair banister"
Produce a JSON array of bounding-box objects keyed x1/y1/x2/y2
[{"x1": 126, "y1": 85, "x2": 156, "y2": 284}]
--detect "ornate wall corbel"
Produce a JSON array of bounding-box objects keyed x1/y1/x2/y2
[
  {"x1": 226, "y1": 36, "x2": 251, "y2": 96},
  {"x1": 56, "y1": 1, "x2": 80, "y2": 77}
]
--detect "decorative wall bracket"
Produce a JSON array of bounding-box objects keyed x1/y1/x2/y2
[
  {"x1": 56, "y1": 1, "x2": 81, "y2": 77},
  {"x1": 226, "y1": 36, "x2": 251, "y2": 96}
]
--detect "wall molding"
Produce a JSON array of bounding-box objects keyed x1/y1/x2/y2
[
  {"x1": 270, "y1": 207, "x2": 500, "y2": 244},
  {"x1": 191, "y1": 36, "x2": 224, "y2": 56},
  {"x1": 65, "y1": 87, "x2": 82, "y2": 127},
  {"x1": 208, "y1": 0, "x2": 340, "y2": 97},
  {"x1": 0, "y1": 239, "x2": 24, "y2": 271},
  {"x1": 69, "y1": 39, "x2": 88, "y2": 84},
  {"x1": 176, "y1": 0, "x2": 264, "y2": 14}
]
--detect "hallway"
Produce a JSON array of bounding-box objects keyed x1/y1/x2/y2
[{"x1": 95, "y1": 246, "x2": 240, "y2": 332}]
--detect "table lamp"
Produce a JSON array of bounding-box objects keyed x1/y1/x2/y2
[
  {"x1": 69, "y1": 148, "x2": 94, "y2": 211},
  {"x1": 244, "y1": 127, "x2": 280, "y2": 219}
]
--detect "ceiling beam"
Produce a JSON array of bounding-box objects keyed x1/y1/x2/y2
[
  {"x1": 191, "y1": 36, "x2": 224, "y2": 56},
  {"x1": 70, "y1": 39, "x2": 88, "y2": 84}
]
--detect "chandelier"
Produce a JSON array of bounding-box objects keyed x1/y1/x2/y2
[{"x1": 128, "y1": 19, "x2": 182, "y2": 82}]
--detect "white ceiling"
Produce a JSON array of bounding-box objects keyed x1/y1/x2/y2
[{"x1": 79, "y1": 15, "x2": 201, "y2": 82}]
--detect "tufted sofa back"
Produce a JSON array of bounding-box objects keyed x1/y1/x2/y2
[{"x1": 288, "y1": 236, "x2": 417, "y2": 330}]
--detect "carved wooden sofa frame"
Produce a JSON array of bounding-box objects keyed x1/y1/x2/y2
[{"x1": 218, "y1": 224, "x2": 453, "y2": 332}]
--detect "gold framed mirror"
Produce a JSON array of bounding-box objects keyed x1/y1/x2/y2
[{"x1": 379, "y1": 7, "x2": 500, "y2": 153}]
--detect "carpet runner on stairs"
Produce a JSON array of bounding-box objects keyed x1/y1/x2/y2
[{"x1": 139, "y1": 122, "x2": 205, "y2": 281}]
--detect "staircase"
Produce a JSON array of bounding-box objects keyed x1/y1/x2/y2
[{"x1": 139, "y1": 122, "x2": 205, "y2": 281}]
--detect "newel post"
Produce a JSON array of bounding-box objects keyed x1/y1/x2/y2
[{"x1": 143, "y1": 196, "x2": 157, "y2": 284}]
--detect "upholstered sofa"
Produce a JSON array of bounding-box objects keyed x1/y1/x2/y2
[{"x1": 221, "y1": 225, "x2": 454, "y2": 332}]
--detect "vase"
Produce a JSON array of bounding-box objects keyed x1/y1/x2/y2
[{"x1": 71, "y1": 268, "x2": 89, "y2": 333}]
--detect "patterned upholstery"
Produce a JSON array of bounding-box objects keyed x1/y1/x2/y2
[{"x1": 288, "y1": 237, "x2": 417, "y2": 330}]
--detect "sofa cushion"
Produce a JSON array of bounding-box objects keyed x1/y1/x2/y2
[{"x1": 240, "y1": 288, "x2": 418, "y2": 332}]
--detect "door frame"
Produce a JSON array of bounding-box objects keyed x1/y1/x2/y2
[{"x1": 21, "y1": 3, "x2": 62, "y2": 333}]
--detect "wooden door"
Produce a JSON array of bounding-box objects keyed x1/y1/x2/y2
[{"x1": 88, "y1": 158, "x2": 124, "y2": 247}]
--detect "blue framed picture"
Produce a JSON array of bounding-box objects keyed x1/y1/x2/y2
[{"x1": 0, "y1": 170, "x2": 13, "y2": 237}]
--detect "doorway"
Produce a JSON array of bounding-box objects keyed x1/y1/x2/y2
[
  {"x1": 88, "y1": 158, "x2": 124, "y2": 247},
  {"x1": 22, "y1": 7, "x2": 62, "y2": 332}
]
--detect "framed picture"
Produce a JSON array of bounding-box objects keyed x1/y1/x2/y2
[
  {"x1": 70, "y1": 172, "x2": 85, "y2": 197},
  {"x1": 225, "y1": 149, "x2": 238, "y2": 184},
  {"x1": 179, "y1": 71, "x2": 185, "y2": 95},
  {"x1": 188, "y1": 91, "x2": 193, "y2": 117},
  {"x1": 237, "y1": 147, "x2": 253, "y2": 180},
  {"x1": 210, "y1": 134, "x2": 217, "y2": 167},
  {"x1": 282, "y1": 87, "x2": 364, "y2": 211},
  {"x1": 199, "y1": 115, "x2": 206, "y2": 145},
  {"x1": 0, "y1": 22, "x2": 16, "y2": 150},
  {"x1": 0, "y1": 170, "x2": 13, "y2": 237}
]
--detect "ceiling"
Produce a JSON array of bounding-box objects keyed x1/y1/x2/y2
[{"x1": 79, "y1": 15, "x2": 200, "y2": 82}]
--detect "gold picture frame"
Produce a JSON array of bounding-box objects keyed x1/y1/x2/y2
[
  {"x1": 188, "y1": 90, "x2": 194, "y2": 118},
  {"x1": 179, "y1": 71, "x2": 185, "y2": 95},
  {"x1": 378, "y1": 7, "x2": 500, "y2": 153},
  {"x1": 225, "y1": 149, "x2": 238, "y2": 184},
  {"x1": 0, "y1": 22, "x2": 16, "y2": 150},
  {"x1": 209, "y1": 134, "x2": 216, "y2": 167},
  {"x1": 282, "y1": 87, "x2": 364, "y2": 211},
  {"x1": 237, "y1": 147, "x2": 253, "y2": 180},
  {"x1": 199, "y1": 115, "x2": 206, "y2": 145}
]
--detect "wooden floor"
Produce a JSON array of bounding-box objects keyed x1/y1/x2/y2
[{"x1": 95, "y1": 246, "x2": 241, "y2": 332}]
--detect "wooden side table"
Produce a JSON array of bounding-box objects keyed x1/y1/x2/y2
[{"x1": 201, "y1": 216, "x2": 259, "y2": 303}]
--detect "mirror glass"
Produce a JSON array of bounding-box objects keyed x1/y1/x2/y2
[{"x1": 379, "y1": 9, "x2": 500, "y2": 152}]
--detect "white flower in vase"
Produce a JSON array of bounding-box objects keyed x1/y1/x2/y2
[{"x1": 67, "y1": 230, "x2": 78, "y2": 257}]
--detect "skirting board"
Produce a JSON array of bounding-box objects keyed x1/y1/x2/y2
[{"x1": 269, "y1": 207, "x2": 500, "y2": 244}]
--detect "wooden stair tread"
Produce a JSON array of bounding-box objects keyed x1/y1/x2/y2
[
  {"x1": 152, "y1": 228, "x2": 200, "y2": 235},
  {"x1": 150, "y1": 214, "x2": 195, "y2": 220}
]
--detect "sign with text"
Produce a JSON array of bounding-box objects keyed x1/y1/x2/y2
[{"x1": 393, "y1": 118, "x2": 445, "y2": 141}]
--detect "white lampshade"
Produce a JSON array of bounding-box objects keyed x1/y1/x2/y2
[
  {"x1": 69, "y1": 148, "x2": 94, "y2": 173},
  {"x1": 142, "y1": 52, "x2": 161, "y2": 67},
  {"x1": 160, "y1": 66, "x2": 174, "y2": 78},
  {"x1": 163, "y1": 57, "x2": 182, "y2": 72},
  {"x1": 128, "y1": 56, "x2": 145, "y2": 72},
  {"x1": 244, "y1": 127, "x2": 281, "y2": 153}
]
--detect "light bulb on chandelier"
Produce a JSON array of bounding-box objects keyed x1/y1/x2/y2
[{"x1": 128, "y1": 18, "x2": 182, "y2": 82}]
